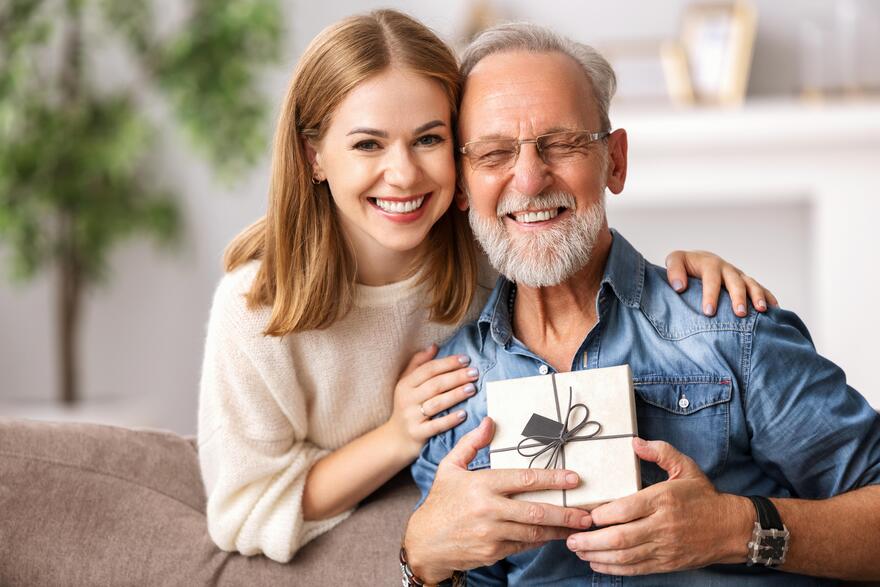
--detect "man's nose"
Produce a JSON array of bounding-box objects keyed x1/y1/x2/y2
[
  {"x1": 511, "y1": 143, "x2": 552, "y2": 197},
  {"x1": 384, "y1": 144, "x2": 422, "y2": 188}
]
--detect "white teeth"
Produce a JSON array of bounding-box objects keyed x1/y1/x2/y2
[
  {"x1": 513, "y1": 208, "x2": 560, "y2": 223},
  {"x1": 374, "y1": 196, "x2": 426, "y2": 214}
]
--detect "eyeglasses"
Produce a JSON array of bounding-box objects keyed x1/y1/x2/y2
[{"x1": 459, "y1": 130, "x2": 610, "y2": 171}]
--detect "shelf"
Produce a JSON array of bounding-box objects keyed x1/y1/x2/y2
[{"x1": 611, "y1": 98, "x2": 880, "y2": 154}]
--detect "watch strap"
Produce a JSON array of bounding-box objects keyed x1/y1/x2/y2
[
  {"x1": 748, "y1": 495, "x2": 783, "y2": 530},
  {"x1": 399, "y1": 546, "x2": 466, "y2": 587}
]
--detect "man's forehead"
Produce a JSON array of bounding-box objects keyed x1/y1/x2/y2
[{"x1": 459, "y1": 50, "x2": 598, "y2": 137}]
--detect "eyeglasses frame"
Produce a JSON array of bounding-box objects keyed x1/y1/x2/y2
[{"x1": 458, "y1": 130, "x2": 611, "y2": 170}]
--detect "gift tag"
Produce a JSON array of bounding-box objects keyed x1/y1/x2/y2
[{"x1": 521, "y1": 413, "x2": 564, "y2": 440}]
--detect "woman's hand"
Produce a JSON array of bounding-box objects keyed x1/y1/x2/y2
[
  {"x1": 665, "y1": 250, "x2": 779, "y2": 317},
  {"x1": 388, "y1": 344, "x2": 479, "y2": 460}
]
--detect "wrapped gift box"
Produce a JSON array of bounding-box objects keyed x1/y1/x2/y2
[{"x1": 487, "y1": 364, "x2": 640, "y2": 509}]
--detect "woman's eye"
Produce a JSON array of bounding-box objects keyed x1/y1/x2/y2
[
  {"x1": 353, "y1": 140, "x2": 381, "y2": 151},
  {"x1": 415, "y1": 134, "x2": 444, "y2": 147}
]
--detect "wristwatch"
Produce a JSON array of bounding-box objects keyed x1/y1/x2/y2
[
  {"x1": 746, "y1": 495, "x2": 790, "y2": 567},
  {"x1": 399, "y1": 546, "x2": 466, "y2": 587}
]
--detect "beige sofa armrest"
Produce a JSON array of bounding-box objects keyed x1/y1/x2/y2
[{"x1": 0, "y1": 418, "x2": 418, "y2": 586}]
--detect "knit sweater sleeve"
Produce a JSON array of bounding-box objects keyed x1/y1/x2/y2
[{"x1": 197, "y1": 264, "x2": 352, "y2": 562}]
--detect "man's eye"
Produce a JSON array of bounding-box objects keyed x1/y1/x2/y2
[
  {"x1": 473, "y1": 151, "x2": 514, "y2": 169},
  {"x1": 544, "y1": 142, "x2": 579, "y2": 152},
  {"x1": 479, "y1": 149, "x2": 514, "y2": 161},
  {"x1": 353, "y1": 140, "x2": 381, "y2": 151},
  {"x1": 543, "y1": 142, "x2": 590, "y2": 160},
  {"x1": 415, "y1": 134, "x2": 444, "y2": 147}
]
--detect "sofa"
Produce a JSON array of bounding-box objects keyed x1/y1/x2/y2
[
  {"x1": 0, "y1": 418, "x2": 416, "y2": 586},
  {"x1": 4, "y1": 418, "x2": 878, "y2": 587}
]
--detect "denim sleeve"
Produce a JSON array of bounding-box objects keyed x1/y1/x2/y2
[
  {"x1": 411, "y1": 435, "x2": 509, "y2": 586},
  {"x1": 411, "y1": 431, "x2": 448, "y2": 508},
  {"x1": 746, "y1": 308, "x2": 880, "y2": 497},
  {"x1": 466, "y1": 563, "x2": 508, "y2": 586}
]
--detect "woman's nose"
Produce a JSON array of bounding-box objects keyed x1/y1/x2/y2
[{"x1": 383, "y1": 144, "x2": 422, "y2": 188}]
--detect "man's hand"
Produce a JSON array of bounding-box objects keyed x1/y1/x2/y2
[
  {"x1": 404, "y1": 417, "x2": 594, "y2": 584},
  {"x1": 566, "y1": 437, "x2": 753, "y2": 576}
]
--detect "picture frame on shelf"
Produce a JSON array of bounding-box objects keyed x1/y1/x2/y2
[
  {"x1": 679, "y1": 0, "x2": 758, "y2": 106},
  {"x1": 599, "y1": 0, "x2": 757, "y2": 108}
]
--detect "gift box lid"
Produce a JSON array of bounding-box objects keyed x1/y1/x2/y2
[{"x1": 487, "y1": 364, "x2": 637, "y2": 452}]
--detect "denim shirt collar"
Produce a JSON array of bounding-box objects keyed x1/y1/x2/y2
[{"x1": 476, "y1": 229, "x2": 645, "y2": 350}]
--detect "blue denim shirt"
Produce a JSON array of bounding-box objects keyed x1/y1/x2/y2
[{"x1": 412, "y1": 230, "x2": 880, "y2": 586}]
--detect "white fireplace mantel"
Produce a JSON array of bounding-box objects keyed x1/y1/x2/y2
[{"x1": 611, "y1": 98, "x2": 880, "y2": 408}]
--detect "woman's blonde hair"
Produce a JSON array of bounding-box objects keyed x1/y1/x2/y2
[{"x1": 224, "y1": 9, "x2": 477, "y2": 336}]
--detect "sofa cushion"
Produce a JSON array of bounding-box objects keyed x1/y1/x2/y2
[{"x1": 0, "y1": 418, "x2": 419, "y2": 586}]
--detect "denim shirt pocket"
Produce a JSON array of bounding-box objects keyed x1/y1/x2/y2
[{"x1": 633, "y1": 376, "x2": 732, "y2": 486}]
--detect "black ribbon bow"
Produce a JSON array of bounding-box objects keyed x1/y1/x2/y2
[{"x1": 515, "y1": 386, "x2": 602, "y2": 470}]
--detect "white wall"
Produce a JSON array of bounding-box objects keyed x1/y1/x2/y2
[{"x1": 2, "y1": 0, "x2": 877, "y2": 435}]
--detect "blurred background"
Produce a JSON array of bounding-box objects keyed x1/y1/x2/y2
[{"x1": 2, "y1": 0, "x2": 878, "y2": 436}]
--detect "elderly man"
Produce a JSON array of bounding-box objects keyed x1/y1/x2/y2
[{"x1": 399, "y1": 23, "x2": 880, "y2": 587}]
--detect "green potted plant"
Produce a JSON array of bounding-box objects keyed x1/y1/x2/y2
[{"x1": 0, "y1": 0, "x2": 282, "y2": 403}]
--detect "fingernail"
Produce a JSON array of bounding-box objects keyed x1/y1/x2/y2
[
  {"x1": 580, "y1": 515, "x2": 592, "y2": 528},
  {"x1": 567, "y1": 536, "x2": 577, "y2": 549},
  {"x1": 457, "y1": 410, "x2": 467, "y2": 420},
  {"x1": 736, "y1": 304, "x2": 746, "y2": 315},
  {"x1": 704, "y1": 303, "x2": 715, "y2": 315},
  {"x1": 425, "y1": 343, "x2": 435, "y2": 351},
  {"x1": 565, "y1": 472, "x2": 579, "y2": 485},
  {"x1": 458, "y1": 355, "x2": 471, "y2": 365},
  {"x1": 463, "y1": 383, "x2": 476, "y2": 395},
  {"x1": 672, "y1": 279, "x2": 684, "y2": 291},
  {"x1": 633, "y1": 437, "x2": 647, "y2": 447},
  {"x1": 467, "y1": 368, "x2": 479, "y2": 378},
  {"x1": 757, "y1": 299, "x2": 767, "y2": 311}
]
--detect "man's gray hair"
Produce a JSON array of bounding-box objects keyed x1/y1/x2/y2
[{"x1": 459, "y1": 23, "x2": 617, "y2": 132}]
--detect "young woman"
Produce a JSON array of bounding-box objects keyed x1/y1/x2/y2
[{"x1": 198, "y1": 9, "x2": 776, "y2": 563}]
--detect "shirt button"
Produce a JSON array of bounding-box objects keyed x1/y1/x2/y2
[
  {"x1": 538, "y1": 364, "x2": 550, "y2": 375},
  {"x1": 678, "y1": 397, "x2": 690, "y2": 409}
]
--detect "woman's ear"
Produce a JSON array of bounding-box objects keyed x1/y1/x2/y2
[{"x1": 302, "y1": 135, "x2": 325, "y2": 181}]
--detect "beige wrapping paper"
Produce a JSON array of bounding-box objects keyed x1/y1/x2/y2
[{"x1": 487, "y1": 364, "x2": 641, "y2": 509}]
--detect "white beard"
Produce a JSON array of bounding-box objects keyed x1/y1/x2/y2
[{"x1": 469, "y1": 190, "x2": 607, "y2": 287}]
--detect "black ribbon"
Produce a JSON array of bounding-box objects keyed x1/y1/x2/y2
[{"x1": 489, "y1": 373, "x2": 635, "y2": 506}]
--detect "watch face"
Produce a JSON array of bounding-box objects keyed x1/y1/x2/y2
[
  {"x1": 763, "y1": 535, "x2": 787, "y2": 555},
  {"x1": 757, "y1": 534, "x2": 788, "y2": 562}
]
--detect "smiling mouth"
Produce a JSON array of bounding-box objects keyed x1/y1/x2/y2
[
  {"x1": 508, "y1": 207, "x2": 568, "y2": 224},
  {"x1": 369, "y1": 194, "x2": 429, "y2": 214}
]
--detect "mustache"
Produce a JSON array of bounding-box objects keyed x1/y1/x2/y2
[{"x1": 495, "y1": 191, "x2": 578, "y2": 217}]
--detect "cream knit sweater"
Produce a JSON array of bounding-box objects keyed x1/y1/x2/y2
[{"x1": 198, "y1": 260, "x2": 492, "y2": 562}]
